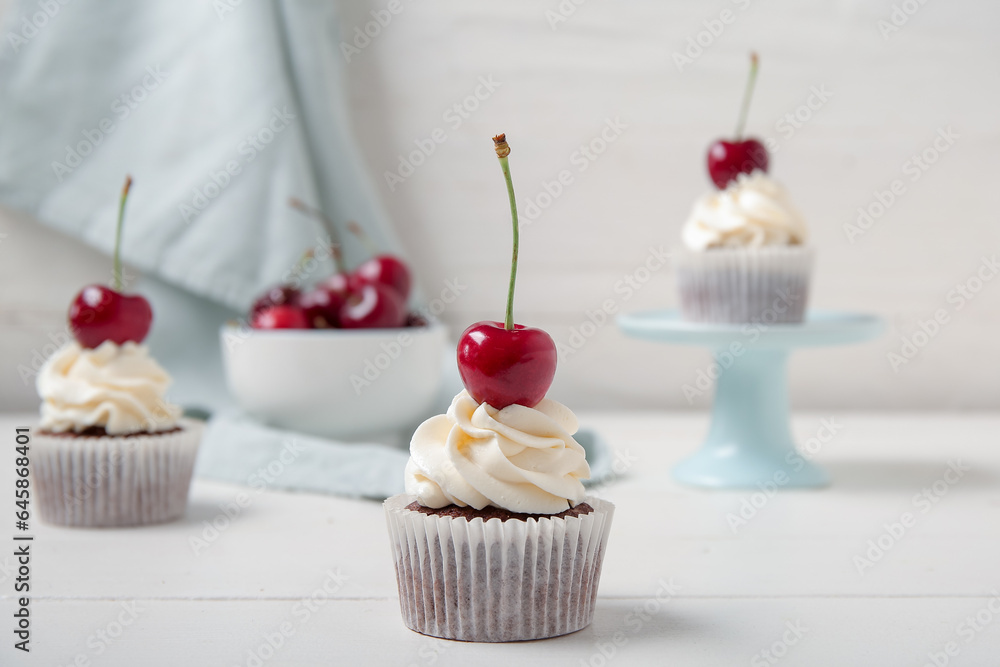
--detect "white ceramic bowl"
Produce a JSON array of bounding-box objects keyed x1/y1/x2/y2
[{"x1": 220, "y1": 322, "x2": 448, "y2": 440}]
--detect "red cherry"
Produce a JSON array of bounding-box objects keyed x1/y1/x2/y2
[
  {"x1": 251, "y1": 304, "x2": 308, "y2": 329},
  {"x1": 706, "y1": 53, "x2": 769, "y2": 189},
  {"x1": 707, "y1": 139, "x2": 769, "y2": 189},
  {"x1": 250, "y1": 285, "x2": 300, "y2": 318},
  {"x1": 457, "y1": 321, "x2": 557, "y2": 409},
  {"x1": 69, "y1": 285, "x2": 153, "y2": 349},
  {"x1": 352, "y1": 255, "x2": 411, "y2": 300},
  {"x1": 453, "y1": 136, "x2": 557, "y2": 409},
  {"x1": 298, "y1": 287, "x2": 345, "y2": 328},
  {"x1": 338, "y1": 282, "x2": 406, "y2": 329},
  {"x1": 68, "y1": 176, "x2": 154, "y2": 348},
  {"x1": 322, "y1": 272, "x2": 351, "y2": 293}
]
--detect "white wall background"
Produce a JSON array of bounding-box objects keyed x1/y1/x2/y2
[{"x1": 2, "y1": 0, "x2": 998, "y2": 411}]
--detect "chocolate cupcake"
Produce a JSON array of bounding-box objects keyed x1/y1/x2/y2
[
  {"x1": 32, "y1": 341, "x2": 201, "y2": 527},
  {"x1": 676, "y1": 171, "x2": 813, "y2": 324},
  {"x1": 384, "y1": 133, "x2": 614, "y2": 641},
  {"x1": 385, "y1": 391, "x2": 614, "y2": 642},
  {"x1": 29, "y1": 177, "x2": 201, "y2": 527}
]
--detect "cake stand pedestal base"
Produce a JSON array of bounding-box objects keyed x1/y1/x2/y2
[{"x1": 617, "y1": 309, "x2": 883, "y2": 489}]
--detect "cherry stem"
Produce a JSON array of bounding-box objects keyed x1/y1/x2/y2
[
  {"x1": 288, "y1": 197, "x2": 345, "y2": 274},
  {"x1": 734, "y1": 52, "x2": 759, "y2": 141},
  {"x1": 493, "y1": 134, "x2": 518, "y2": 331},
  {"x1": 113, "y1": 175, "x2": 133, "y2": 292},
  {"x1": 295, "y1": 248, "x2": 314, "y2": 274},
  {"x1": 347, "y1": 221, "x2": 380, "y2": 257}
]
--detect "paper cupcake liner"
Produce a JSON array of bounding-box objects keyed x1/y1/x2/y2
[
  {"x1": 384, "y1": 494, "x2": 614, "y2": 642},
  {"x1": 676, "y1": 246, "x2": 814, "y2": 324},
  {"x1": 31, "y1": 419, "x2": 202, "y2": 527}
]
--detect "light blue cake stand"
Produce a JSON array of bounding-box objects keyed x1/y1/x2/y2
[{"x1": 617, "y1": 309, "x2": 884, "y2": 489}]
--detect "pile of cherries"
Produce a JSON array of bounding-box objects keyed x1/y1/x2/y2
[{"x1": 250, "y1": 242, "x2": 416, "y2": 330}]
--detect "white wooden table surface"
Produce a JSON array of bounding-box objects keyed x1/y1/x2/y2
[{"x1": 2, "y1": 412, "x2": 999, "y2": 666}]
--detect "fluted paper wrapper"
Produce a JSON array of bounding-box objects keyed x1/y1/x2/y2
[
  {"x1": 31, "y1": 419, "x2": 202, "y2": 527},
  {"x1": 385, "y1": 494, "x2": 614, "y2": 642},
  {"x1": 676, "y1": 245, "x2": 814, "y2": 324}
]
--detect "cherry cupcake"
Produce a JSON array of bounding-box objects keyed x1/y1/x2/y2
[
  {"x1": 677, "y1": 53, "x2": 813, "y2": 324},
  {"x1": 32, "y1": 177, "x2": 201, "y2": 527},
  {"x1": 384, "y1": 136, "x2": 614, "y2": 642}
]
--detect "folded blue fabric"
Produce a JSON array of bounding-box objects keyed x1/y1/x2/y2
[
  {"x1": 196, "y1": 410, "x2": 616, "y2": 500},
  {"x1": 0, "y1": 0, "x2": 404, "y2": 311}
]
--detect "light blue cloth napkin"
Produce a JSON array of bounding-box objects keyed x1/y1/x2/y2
[
  {"x1": 195, "y1": 410, "x2": 616, "y2": 500},
  {"x1": 0, "y1": 0, "x2": 404, "y2": 310},
  {"x1": 192, "y1": 344, "x2": 615, "y2": 498}
]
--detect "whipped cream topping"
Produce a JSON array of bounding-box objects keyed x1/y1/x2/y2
[
  {"x1": 682, "y1": 172, "x2": 808, "y2": 251},
  {"x1": 37, "y1": 341, "x2": 181, "y2": 435},
  {"x1": 405, "y1": 390, "x2": 590, "y2": 515}
]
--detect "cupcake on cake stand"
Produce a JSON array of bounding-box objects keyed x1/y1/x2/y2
[{"x1": 622, "y1": 53, "x2": 882, "y2": 488}]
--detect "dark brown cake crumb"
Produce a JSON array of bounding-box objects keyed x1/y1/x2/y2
[
  {"x1": 406, "y1": 501, "x2": 594, "y2": 522},
  {"x1": 37, "y1": 426, "x2": 183, "y2": 438}
]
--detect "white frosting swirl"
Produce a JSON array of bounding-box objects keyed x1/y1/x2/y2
[
  {"x1": 682, "y1": 172, "x2": 808, "y2": 250},
  {"x1": 37, "y1": 341, "x2": 181, "y2": 435},
  {"x1": 405, "y1": 390, "x2": 590, "y2": 514}
]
